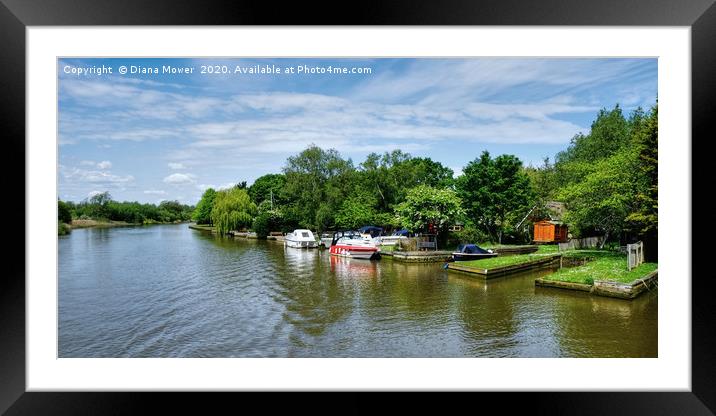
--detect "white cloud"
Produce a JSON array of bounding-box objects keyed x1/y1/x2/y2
[
  {"x1": 62, "y1": 166, "x2": 134, "y2": 185},
  {"x1": 168, "y1": 162, "x2": 185, "y2": 170},
  {"x1": 143, "y1": 190, "x2": 167, "y2": 195},
  {"x1": 163, "y1": 173, "x2": 196, "y2": 185},
  {"x1": 96, "y1": 160, "x2": 112, "y2": 169}
]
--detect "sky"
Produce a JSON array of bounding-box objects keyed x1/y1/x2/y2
[{"x1": 58, "y1": 57, "x2": 657, "y2": 205}]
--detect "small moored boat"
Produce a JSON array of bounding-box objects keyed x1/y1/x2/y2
[
  {"x1": 329, "y1": 230, "x2": 380, "y2": 260},
  {"x1": 451, "y1": 244, "x2": 497, "y2": 261},
  {"x1": 285, "y1": 229, "x2": 318, "y2": 248}
]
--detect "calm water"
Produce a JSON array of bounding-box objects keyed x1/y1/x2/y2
[{"x1": 58, "y1": 224, "x2": 657, "y2": 357}]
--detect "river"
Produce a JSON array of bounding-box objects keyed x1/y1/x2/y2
[{"x1": 58, "y1": 224, "x2": 657, "y2": 357}]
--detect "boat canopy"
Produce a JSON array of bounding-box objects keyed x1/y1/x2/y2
[
  {"x1": 392, "y1": 229, "x2": 411, "y2": 237},
  {"x1": 456, "y1": 244, "x2": 490, "y2": 254},
  {"x1": 358, "y1": 226, "x2": 383, "y2": 237}
]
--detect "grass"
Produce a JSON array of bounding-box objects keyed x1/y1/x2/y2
[
  {"x1": 188, "y1": 223, "x2": 216, "y2": 232},
  {"x1": 457, "y1": 250, "x2": 559, "y2": 269},
  {"x1": 379, "y1": 244, "x2": 396, "y2": 252},
  {"x1": 70, "y1": 219, "x2": 137, "y2": 228},
  {"x1": 544, "y1": 250, "x2": 658, "y2": 285}
]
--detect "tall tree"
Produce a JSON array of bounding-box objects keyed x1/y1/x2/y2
[
  {"x1": 282, "y1": 145, "x2": 355, "y2": 230},
  {"x1": 248, "y1": 174, "x2": 286, "y2": 206},
  {"x1": 557, "y1": 105, "x2": 630, "y2": 166},
  {"x1": 626, "y1": 103, "x2": 658, "y2": 259},
  {"x1": 192, "y1": 188, "x2": 217, "y2": 225},
  {"x1": 558, "y1": 147, "x2": 640, "y2": 244},
  {"x1": 58, "y1": 200, "x2": 72, "y2": 224},
  {"x1": 456, "y1": 152, "x2": 534, "y2": 244},
  {"x1": 335, "y1": 191, "x2": 379, "y2": 229},
  {"x1": 358, "y1": 150, "x2": 454, "y2": 213}
]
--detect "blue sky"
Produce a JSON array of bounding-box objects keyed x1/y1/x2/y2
[{"x1": 58, "y1": 57, "x2": 657, "y2": 205}]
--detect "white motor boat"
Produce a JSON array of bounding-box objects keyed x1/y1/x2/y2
[
  {"x1": 329, "y1": 231, "x2": 380, "y2": 260},
  {"x1": 285, "y1": 229, "x2": 318, "y2": 248}
]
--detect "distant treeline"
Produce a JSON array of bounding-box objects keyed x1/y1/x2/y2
[{"x1": 58, "y1": 192, "x2": 194, "y2": 225}]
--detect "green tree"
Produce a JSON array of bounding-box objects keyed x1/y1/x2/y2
[
  {"x1": 248, "y1": 174, "x2": 286, "y2": 206},
  {"x1": 626, "y1": 103, "x2": 658, "y2": 235},
  {"x1": 58, "y1": 200, "x2": 72, "y2": 224},
  {"x1": 403, "y1": 157, "x2": 455, "y2": 189},
  {"x1": 210, "y1": 187, "x2": 257, "y2": 236},
  {"x1": 85, "y1": 191, "x2": 113, "y2": 219},
  {"x1": 193, "y1": 188, "x2": 217, "y2": 224},
  {"x1": 556, "y1": 105, "x2": 630, "y2": 166},
  {"x1": 282, "y1": 145, "x2": 355, "y2": 230},
  {"x1": 358, "y1": 150, "x2": 454, "y2": 213},
  {"x1": 456, "y1": 152, "x2": 534, "y2": 243},
  {"x1": 394, "y1": 185, "x2": 464, "y2": 237},
  {"x1": 558, "y1": 147, "x2": 640, "y2": 244},
  {"x1": 626, "y1": 103, "x2": 658, "y2": 259},
  {"x1": 524, "y1": 157, "x2": 557, "y2": 203},
  {"x1": 335, "y1": 192, "x2": 379, "y2": 229}
]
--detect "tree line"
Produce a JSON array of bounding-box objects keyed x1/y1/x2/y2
[
  {"x1": 195, "y1": 145, "x2": 536, "y2": 245},
  {"x1": 58, "y1": 191, "x2": 194, "y2": 226}
]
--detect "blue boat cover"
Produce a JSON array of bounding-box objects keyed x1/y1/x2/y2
[
  {"x1": 457, "y1": 244, "x2": 489, "y2": 254},
  {"x1": 392, "y1": 229, "x2": 410, "y2": 237}
]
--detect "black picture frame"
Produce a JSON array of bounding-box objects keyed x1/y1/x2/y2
[{"x1": 2, "y1": 0, "x2": 713, "y2": 413}]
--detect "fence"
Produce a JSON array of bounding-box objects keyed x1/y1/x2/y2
[
  {"x1": 558, "y1": 236, "x2": 605, "y2": 251},
  {"x1": 627, "y1": 241, "x2": 644, "y2": 271}
]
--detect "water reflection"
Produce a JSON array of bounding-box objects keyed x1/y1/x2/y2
[
  {"x1": 534, "y1": 286, "x2": 658, "y2": 357},
  {"x1": 59, "y1": 225, "x2": 658, "y2": 357},
  {"x1": 329, "y1": 255, "x2": 381, "y2": 280}
]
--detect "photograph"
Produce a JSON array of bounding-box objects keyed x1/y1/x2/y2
[{"x1": 57, "y1": 57, "x2": 659, "y2": 358}]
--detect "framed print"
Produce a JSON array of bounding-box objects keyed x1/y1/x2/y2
[{"x1": 2, "y1": 0, "x2": 714, "y2": 413}]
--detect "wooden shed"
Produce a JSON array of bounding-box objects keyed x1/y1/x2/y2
[{"x1": 533, "y1": 220, "x2": 568, "y2": 243}]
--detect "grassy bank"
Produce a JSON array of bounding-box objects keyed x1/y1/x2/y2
[
  {"x1": 188, "y1": 223, "x2": 216, "y2": 232},
  {"x1": 544, "y1": 250, "x2": 658, "y2": 285},
  {"x1": 70, "y1": 219, "x2": 140, "y2": 228},
  {"x1": 457, "y1": 245, "x2": 559, "y2": 269}
]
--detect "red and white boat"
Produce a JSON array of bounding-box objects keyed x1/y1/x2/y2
[{"x1": 329, "y1": 231, "x2": 380, "y2": 260}]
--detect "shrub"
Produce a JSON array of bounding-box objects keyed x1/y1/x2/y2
[{"x1": 58, "y1": 221, "x2": 71, "y2": 236}]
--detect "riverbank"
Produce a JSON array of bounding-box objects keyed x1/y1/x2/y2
[
  {"x1": 448, "y1": 253, "x2": 562, "y2": 279},
  {"x1": 534, "y1": 250, "x2": 659, "y2": 299},
  {"x1": 188, "y1": 224, "x2": 285, "y2": 241},
  {"x1": 188, "y1": 223, "x2": 216, "y2": 233},
  {"x1": 70, "y1": 219, "x2": 140, "y2": 229},
  {"x1": 444, "y1": 247, "x2": 659, "y2": 298},
  {"x1": 382, "y1": 250, "x2": 453, "y2": 262},
  {"x1": 541, "y1": 250, "x2": 658, "y2": 285}
]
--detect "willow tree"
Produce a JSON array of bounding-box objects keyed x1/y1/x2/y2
[{"x1": 210, "y1": 187, "x2": 257, "y2": 236}]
